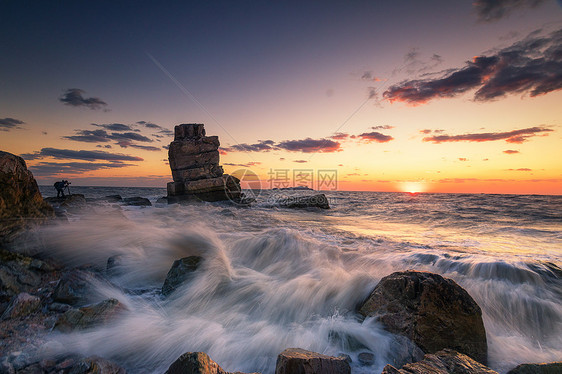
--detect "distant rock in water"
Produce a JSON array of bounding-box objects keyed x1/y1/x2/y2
[
  {"x1": 382, "y1": 349, "x2": 497, "y2": 374},
  {"x1": 123, "y1": 196, "x2": 152, "y2": 206},
  {"x1": 0, "y1": 150, "x2": 54, "y2": 243},
  {"x1": 358, "y1": 271, "x2": 488, "y2": 365},
  {"x1": 278, "y1": 194, "x2": 330, "y2": 209},
  {"x1": 275, "y1": 348, "x2": 351, "y2": 374},
  {"x1": 167, "y1": 123, "x2": 241, "y2": 203},
  {"x1": 162, "y1": 256, "x2": 202, "y2": 296},
  {"x1": 507, "y1": 362, "x2": 562, "y2": 374}
]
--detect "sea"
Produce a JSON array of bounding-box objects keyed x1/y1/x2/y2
[{"x1": 30, "y1": 186, "x2": 562, "y2": 373}]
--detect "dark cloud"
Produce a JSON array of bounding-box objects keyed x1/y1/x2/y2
[
  {"x1": 276, "y1": 138, "x2": 341, "y2": 153},
  {"x1": 507, "y1": 168, "x2": 533, "y2": 171},
  {"x1": 330, "y1": 132, "x2": 349, "y2": 140},
  {"x1": 110, "y1": 132, "x2": 153, "y2": 142},
  {"x1": 423, "y1": 126, "x2": 552, "y2": 144},
  {"x1": 29, "y1": 161, "x2": 134, "y2": 176},
  {"x1": 458, "y1": 158, "x2": 469, "y2": 161},
  {"x1": 223, "y1": 140, "x2": 276, "y2": 152},
  {"x1": 63, "y1": 129, "x2": 111, "y2": 143},
  {"x1": 59, "y1": 89, "x2": 107, "y2": 110},
  {"x1": 357, "y1": 131, "x2": 394, "y2": 143},
  {"x1": 127, "y1": 144, "x2": 162, "y2": 152},
  {"x1": 474, "y1": 0, "x2": 546, "y2": 22},
  {"x1": 218, "y1": 149, "x2": 228, "y2": 155},
  {"x1": 96, "y1": 145, "x2": 112, "y2": 149},
  {"x1": 384, "y1": 28, "x2": 562, "y2": 104},
  {"x1": 371, "y1": 125, "x2": 394, "y2": 130},
  {"x1": 136, "y1": 121, "x2": 174, "y2": 136},
  {"x1": 503, "y1": 149, "x2": 520, "y2": 154},
  {"x1": 420, "y1": 129, "x2": 444, "y2": 134},
  {"x1": 293, "y1": 160, "x2": 308, "y2": 163},
  {"x1": 21, "y1": 148, "x2": 143, "y2": 162},
  {"x1": 93, "y1": 123, "x2": 133, "y2": 131},
  {"x1": 0, "y1": 117, "x2": 24, "y2": 131},
  {"x1": 223, "y1": 162, "x2": 262, "y2": 168}
]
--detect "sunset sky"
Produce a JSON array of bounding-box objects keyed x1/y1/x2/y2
[{"x1": 1, "y1": 1, "x2": 561, "y2": 194}]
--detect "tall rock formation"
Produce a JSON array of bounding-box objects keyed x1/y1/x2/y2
[{"x1": 167, "y1": 124, "x2": 241, "y2": 203}]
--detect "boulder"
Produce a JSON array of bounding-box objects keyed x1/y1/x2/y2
[
  {"x1": 165, "y1": 352, "x2": 257, "y2": 374},
  {"x1": 0, "y1": 249, "x2": 42, "y2": 305},
  {"x1": 381, "y1": 349, "x2": 497, "y2": 374},
  {"x1": 67, "y1": 356, "x2": 126, "y2": 374},
  {"x1": 123, "y1": 197, "x2": 151, "y2": 206},
  {"x1": 358, "y1": 271, "x2": 487, "y2": 364},
  {"x1": 166, "y1": 124, "x2": 242, "y2": 203},
  {"x1": 162, "y1": 256, "x2": 202, "y2": 296},
  {"x1": 275, "y1": 348, "x2": 351, "y2": 374},
  {"x1": 0, "y1": 150, "x2": 54, "y2": 243},
  {"x1": 507, "y1": 362, "x2": 562, "y2": 374},
  {"x1": 278, "y1": 194, "x2": 330, "y2": 209},
  {"x1": 53, "y1": 270, "x2": 95, "y2": 306},
  {"x1": 54, "y1": 298, "x2": 126, "y2": 332},
  {"x1": 1, "y1": 292, "x2": 41, "y2": 320}
]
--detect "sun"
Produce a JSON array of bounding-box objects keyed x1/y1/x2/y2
[{"x1": 402, "y1": 182, "x2": 425, "y2": 194}]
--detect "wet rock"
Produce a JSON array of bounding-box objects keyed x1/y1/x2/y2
[
  {"x1": 507, "y1": 362, "x2": 562, "y2": 374},
  {"x1": 162, "y1": 256, "x2": 202, "y2": 296},
  {"x1": 0, "y1": 150, "x2": 54, "y2": 243},
  {"x1": 104, "y1": 195, "x2": 122, "y2": 202},
  {"x1": 381, "y1": 349, "x2": 497, "y2": 374},
  {"x1": 67, "y1": 356, "x2": 126, "y2": 374},
  {"x1": 123, "y1": 197, "x2": 151, "y2": 206},
  {"x1": 52, "y1": 270, "x2": 95, "y2": 306},
  {"x1": 167, "y1": 124, "x2": 242, "y2": 203},
  {"x1": 358, "y1": 271, "x2": 487, "y2": 364},
  {"x1": 48, "y1": 302, "x2": 72, "y2": 313},
  {"x1": 278, "y1": 194, "x2": 330, "y2": 209},
  {"x1": 387, "y1": 335, "x2": 425, "y2": 368},
  {"x1": 165, "y1": 352, "x2": 227, "y2": 374},
  {"x1": 275, "y1": 348, "x2": 351, "y2": 374},
  {"x1": 54, "y1": 298, "x2": 125, "y2": 332},
  {"x1": 0, "y1": 249, "x2": 42, "y2": 303},
  {"x1": 357, "y1": 352, "x2": 375, "y2": 366},
  {"x1": 1, "y1": 292, "x2": 41, "y2": 320},
  {"x1": 156, "y1": 197, "x2": 168, "y2": 204}
]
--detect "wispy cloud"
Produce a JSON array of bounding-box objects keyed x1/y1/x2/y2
[
  {"x1": 0, "y1": 117, "x2": 25, "y2": 131},
  {"x1": 384, "y1": 28, "x2": 562, "y2": 105},
  {"x1": 93, "y1": 123, "x2": 133, "y2": 131},
  {"x1": 357, "y1": 131, "x2": 394, "y2": 143},
  {"x1": 473, "y1": 0, "x2": 546, "y2": 22},
  {"x1": 423, "y1": 126, "x2": 552, "y2": 144},
  {"x1": 59, "y1": 89, "x2": 108, "y2": 110},
  {"x1": 371, "y1": 125, "x2": 394, "y2": 130},
  {"x1": 21, "y1": 148, "x2": 144, "y2": 162},
  {"x1": 29, "y1": 161, "x2": 135, "y2": 176},
  {"x1": 224, "y1": 140, "x2": 276, "y2": 152},
  {"x1": 503, "y1": 149, "x2": 520, "y2": 154},
  {"x1": 276, "y1": 138, "x2": 341, "y2": 153}
]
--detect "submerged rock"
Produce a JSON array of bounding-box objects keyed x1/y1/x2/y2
[
  {"x1": 278, "y1": 194, "x2": 330, "y2": 209},
  {"x1": 0, "y1": 150, "x2": 54, "y2": 243},
  {"x1": 123, "y1": 197, "x2": 151, "y2": 206},
  {"x1": 1, "y1": 292, "x2": 41, "y2": 320},
  {"x1": 358, "y1": 271, "x2": 487, "y2": 364},
  {"x1": 275, "y1": 348, "x2": 351, "y2": 374},
  {"x1": 53, "y1": 270, "x2": 95, "y2": 306},
  {"x1": 54, "y1": 298, "x2": 125, "y2": 332},
  {"x1": 507, "y1": 362, "x2": 562, "y2": 374},
  {"x1": 162, "y1": 256, "x2": 202, "y2": 296},
  {"x1": 66, "y1": 356, "x2": 126, "y2": 374},
  {"x1": 167, "y1": 124, "x2": 242, "y2": 203},
  {"x1": 382, "y1": 349, "x2": 497, "y2": 374}
]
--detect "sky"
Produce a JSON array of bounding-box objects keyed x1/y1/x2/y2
[{"x1": 1, "y1": 0, "x2": 561, "y2": 194}]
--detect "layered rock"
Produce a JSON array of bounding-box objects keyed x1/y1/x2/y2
[
  {"x1": 167, "y1": 124, "x2": 241, "y2": 203},
  {"x1": 507, "y1": 362, "x2": 562, "y2": 374},
  {"x1": 382, "y1": 349, "x2": 497, "y2": 374},
  {"x1": 0, "y1": 150, "x2": 54, "y2": 243},
  {"x1": 358, "y1": 271, "x2": 487, "y2": 364},
  {"x1": 54, "y1": 298, "x2": 126, "y2": 332},
  {"x1": 275, "y1": 348, "x2": 351, "y2": 374},
  {"x1": 165, "y1": 351, "x2": 257, "y2": 374}
]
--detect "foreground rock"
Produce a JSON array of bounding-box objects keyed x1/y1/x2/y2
[
  {"x1": 507, "y1": 362, "x2": 562, "y2": 374},
  {"x1": 1, "y1": 292, "x2": 41, "y2": 320},
  {"x1": 275, "y1": 348, "x2": 350, "y2": 374},
  {"x1": 165, "y1": 351, "x2": 257, "y2": 374},
  {"x1": 162, "y1": 256, "x2": 202, "y2": 296},
  {"x1": 53, "y1": 269, "x2": 96, "y2": 306},
  {"x1": 358, "y1": 271, "x2": 487, "y2": 364},
  {"x1": 0, "y1": 150, "x2": 54, "y2": 243},
  {"x1": 167, "y1": 124, "x2": 242, "y2": 203},
  {"x1": 54, "y1": 298, "x2": 125, "y2": 332},
  {"x1": 66, "y1": 356, "x2": 127, "y2": 374},
  {"x1": 278, "y1": 194, "x2": 330, "y2": 209},
  {"x1": 382, "y1": 349, "x2": 497, "y2": 374}
]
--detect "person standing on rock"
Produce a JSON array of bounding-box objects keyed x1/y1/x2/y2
[{"x1": 54, "y1": 180, "x2": 70, "y2": 198}]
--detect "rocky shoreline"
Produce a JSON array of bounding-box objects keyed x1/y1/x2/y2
[{"x1": 1, "y1": 150, "x2": 560, "y2": 373}]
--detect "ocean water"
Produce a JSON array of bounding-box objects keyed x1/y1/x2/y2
[{"x1": 31, "y1": 186, "x2": 562, "y2": 373}]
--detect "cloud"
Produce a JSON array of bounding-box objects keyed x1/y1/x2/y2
[
  {"x1": 93, "y1": 123, "x2": 133, "y2": 131},
  {"x1": 384, "y1": 28, "x2": 562, "y2": 104},
  {"x1": 59, "y1": 89, "x2": 107, "y2": 110},
  {"x1": 507, "y1": 167, "x2": 532, "y2": 171},
  {"x1": 223, "y1": 140, "x2": 276, "y2": 152},
  {"x1": 503, "y1": 149, "x2": 520, "y2": 154},
  {"x1": 371, "y1": 125, "x2": 394, "y2": 130},
  {"x1": 357, "y1": 131, "x2": 394, "y2": 143},
  {"x1": 330, "y1": 132, "x2": 349, "y2": 140},
  {"x1": 473, "y1": 0, "x2": 546, "y2": 22},
  {"x1": 458, "y1": 158, "x2": 468, "y2": 161},
  {"x1": 136, "y1": 121, "x2": 174, "y2": 136},
  {"x1": 29, "y1": 161, "x2": 135, "y2": 176},
  {"x1": 0, "y1": 117, "x2": 24, "y2": 131},
  {"x1": 21, "y1": 148, "x2": 143, "y2": 162},
  {"x1": 420, "y1": 129, "x2": 444, "y2": 134},
  {"x1": 127, "y1": 144, "x2": 162, "y2": 151},
  {"x1": 276, "y1": 138, "x2": 341, "y2": 153},
  {"x1": 218, "y1": 149, "x2": 228, "y2": 155},
  {"x1": 423, "y1": 126, "x2": 552, "y2": 144},
  {"x1": 293, "y1": 160, "x2": 308, "y2": 163},
  {"x1": 223, "y1": 161, "x2": 262, "y2": 168},
  {"x1": 64, "y1": 129, "x2": 153, "y2": 145}
]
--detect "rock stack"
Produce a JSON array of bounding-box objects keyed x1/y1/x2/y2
[{"x1": 167, "y1": 124, "x2": 241, "y2": 203}]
